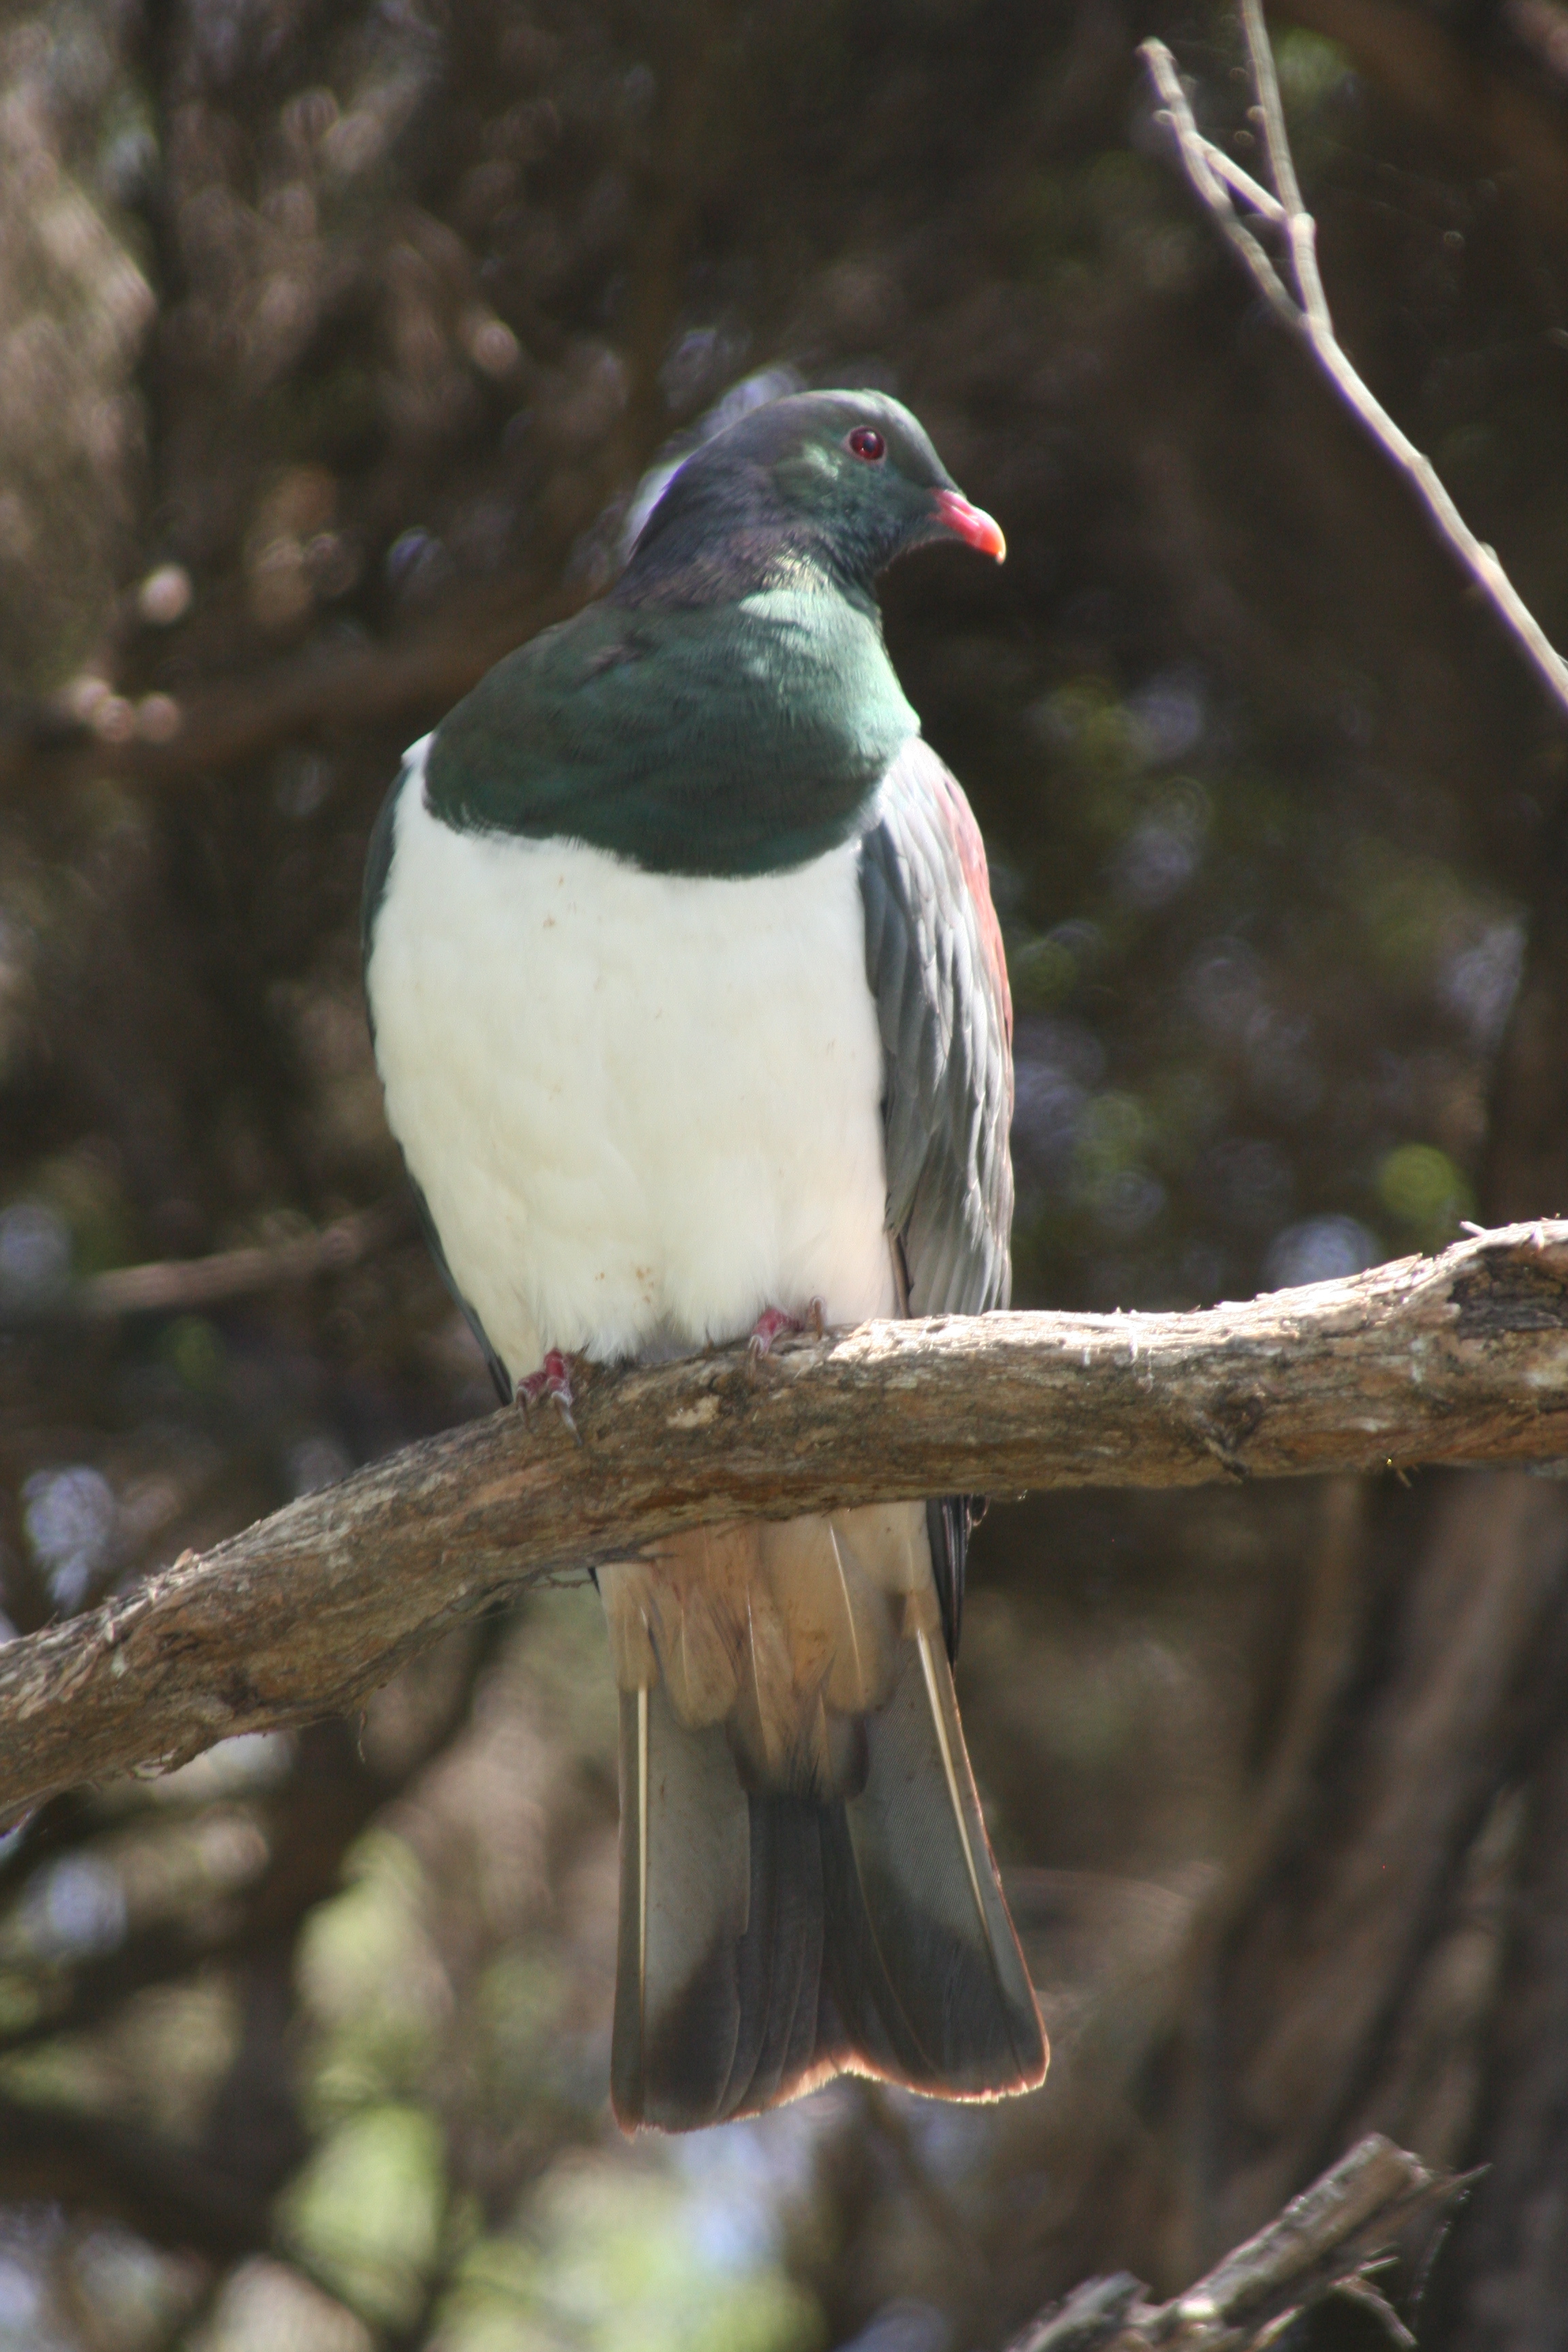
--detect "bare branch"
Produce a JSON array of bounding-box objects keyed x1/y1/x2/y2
[
  {"x1": 1138, "y1": 31, "x2": 1568, "y2": 724},
  {"x1": 3, "y1": 1223, "x2": 1568, "y2": 1821},
  {"x1": 0, "y1": 579, "x2": 567, "y2": 807},
  {"x1": 70, "y1": 1202, "x2": 410, "y2": 1322},
  {"x1": 1199, "y1": 143, "x2": 1288, "y2": 225},
  {"x1": 1140, "y1": 44, "x2": 1299, "y2": 325},
  {"x1": 1008, "y1": 2134, "x2": 1467, "y2": 2349},
  {"x1": 1239, "y1": 0, "x2": 1334, "y2": 333},
  {"x1": 0, "y1": 2091, "x2": 271, "y2": 2261}
]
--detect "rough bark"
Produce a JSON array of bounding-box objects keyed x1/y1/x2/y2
[
  {"x1": 1008, "y1": 2134, "x2": 1466, "y2": 2351},
  {"x1": 3, "y1": 1221, "x2": 1568, "y2": 1824}
]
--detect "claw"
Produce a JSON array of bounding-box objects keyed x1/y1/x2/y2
[
  {"x1": 747, "y1": 1298, "x2": 828, "y2": 1358},
  {"x1": 519, "y1": 1348, "x2": 581, "y2": 1443}
]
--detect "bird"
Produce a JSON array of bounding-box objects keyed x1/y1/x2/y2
[{"x1": 362, "y1": 387, "x2": 1048, "y2": 2130}]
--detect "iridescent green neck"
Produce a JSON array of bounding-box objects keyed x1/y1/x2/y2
[{"x1": 423, "y1": 576, "x2": 918, "y2": 878}]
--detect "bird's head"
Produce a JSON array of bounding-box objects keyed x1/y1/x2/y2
[{"x1": 623, "y1": 389, "x2": 1005, "y2": 598}]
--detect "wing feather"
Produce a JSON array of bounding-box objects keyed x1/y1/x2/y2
[{"x1": 860, "y1": 736, "x2": 1015, "y2": 1659}]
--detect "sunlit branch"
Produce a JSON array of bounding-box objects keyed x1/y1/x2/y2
[{"x1": 5, "y1": 1222, "x2": 1568, "y2": 1823}]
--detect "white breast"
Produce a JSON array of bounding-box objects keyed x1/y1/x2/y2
[{"x1": 366, "y1": 739, "x2": 896, "y2": 1381}]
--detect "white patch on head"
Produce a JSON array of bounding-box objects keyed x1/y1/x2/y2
[{"x1": 365, "y1": 738, "x2": 895, "y2": 1380}]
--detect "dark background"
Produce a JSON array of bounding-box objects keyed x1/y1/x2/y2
[{"x1": 2, "y1": 1, "x2": 1568, "y2": 2345}]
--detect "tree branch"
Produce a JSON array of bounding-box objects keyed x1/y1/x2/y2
[
  {"x1": 70, "y1": 1201, "x2": 410, "y2": 1322},
  {"x1": 0, "y1": 578, "x2": 567, "y2": 806},
  {"x1": 3, "y1": 1224, "x2": 1568, "y2": 1821},
  {"x1": 1007, "y1": 2133, "x2": 1468, "y2": 2350},
  {"x1": 0, "y1": 2092, "x2": 272, "y2": 2262},
  {"x1": 1139, "y1": 27, "x2": 1568, "y2": 723}
]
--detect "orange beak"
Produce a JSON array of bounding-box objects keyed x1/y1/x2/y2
[{"x1": 934, "y1": 489, "x2": 1007, "y2": 561}]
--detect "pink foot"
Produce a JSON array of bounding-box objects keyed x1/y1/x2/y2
[
  {"x1": 748, "y1": 1298, "x2": 827, "y2": 1358},
  {"x1": 518, "y1": 1348, "x2": 580, "y2": 1441}
]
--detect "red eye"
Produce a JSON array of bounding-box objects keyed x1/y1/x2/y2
[{"x1": 847, "y1": 427, "x2": 885, "y2": 462}]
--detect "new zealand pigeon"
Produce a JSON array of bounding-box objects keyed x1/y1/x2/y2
[{"x1": 363, "y1": 388, "x2": 1048, "y2": 2129}]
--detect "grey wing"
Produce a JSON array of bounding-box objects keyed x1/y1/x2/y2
[
  {"x1": 860, "y1": 735, "x2": 1015, "y2": 1659},
  {"x1": 860, "y1": 735, "x2": 1014, "y2": 1317}
]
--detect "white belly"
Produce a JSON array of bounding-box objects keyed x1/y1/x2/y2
[{"x1": 366, "y1": 739, "x2": 896, "y2": 1379}]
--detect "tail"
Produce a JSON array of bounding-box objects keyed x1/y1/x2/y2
[{"x1": 598, "y1": 1505, "x2": 1048, "y2": 2131}]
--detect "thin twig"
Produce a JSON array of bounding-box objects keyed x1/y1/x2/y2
[
  {"x1": 1138, "y1": 32, "x2": 1568, "y2": 725},
  {"x1": 1141, "y1": 44, "x2": 1299, "y2": 325},
  {"x1": 0, "y1": 1203, "x2": 412, "y2": 1328},
  {"x1": 75, "y1": 1203, "x2": 410, "y2": 1320},
  {"x1": 1239, "y1": 0, "x2": 1334, "y2": 332},
  {"x1": 1202, "y1": 143, "x2": 1288, "y2": 223},
  {"x1": 1330, "y1": 2273, "x2": 1418, "y2": 2346}
]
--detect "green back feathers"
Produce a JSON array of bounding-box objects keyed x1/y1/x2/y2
[
  {"x1": 424, "y1": 576, "x2": 917, "y2": 878},
  {"x1": 419, "y1": 388, "x2": 981, "y2": 877}
]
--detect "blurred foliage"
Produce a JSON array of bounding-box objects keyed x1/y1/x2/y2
[{"x1": 2, "y1": 0, "x2": 1568, "y2": 2345}]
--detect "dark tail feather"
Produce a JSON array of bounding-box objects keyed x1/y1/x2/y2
[
  {"x1": 610, "y1": 1622, "x2": 1047, "y2": 2129},
  {"x1": 822, "y1": 1605, "x2": 1045, "y2": 2096},
  {"x1": 610, "y1": 1682, "x2": 747, "y2": 2129}
]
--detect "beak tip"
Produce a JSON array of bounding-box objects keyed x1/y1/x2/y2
[{"x1": 934, "y1": 487, "x2": 1007, "y2": 564}]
